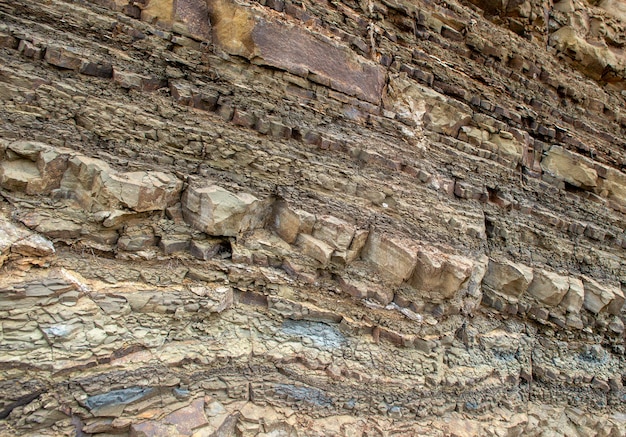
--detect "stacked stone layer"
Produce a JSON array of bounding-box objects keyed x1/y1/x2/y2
[{"x1": 0, "y1": 0, "x2": 625, "y2": 435}]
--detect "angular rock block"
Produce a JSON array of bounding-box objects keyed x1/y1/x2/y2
[
  {"x1": 0, "y1": 141, "x2": 70, "y2": 195},
  {"x1": 182, "y1": 184, "x2": 266, "y2": 237},
  {"x1": 582, "y1": 276, "x2": 625, "y2": 315},
  {"x1": 387, "y1": 77, "x2": 471, "y2": 137},
  {"x1": 296, "y1": 233, "x2": 334, "y2": 266},
  {"x1": 559, "y1": 277, "x2": 585, "y2": 314},
  {"x1": 92, "y1": 171, "x2": 183, "y2": 213},
  {"x1": 550, "y1": 26, "x2": 623, "y2": 82},
  {"x1": 312, "y1": 215, "x2": 355, "y2": 251},
  {"x1": 44, "y1": 46, "x2": 83, "y2": 70},
  {"x1": 597, "y1": 167, "x2": 626, "y2": 207},
  {"x1": 527, "y1": 269, "x2": 570, "y2": 307},
  {"x1": 541, "y1": 145, "x2": 598, "y2": 189},
  {"x1": 271, "y1": 201, "x2": 315, "y2": 244},
  {"x1": 482, "y1": 259, "x2": 533, "y2": 300},
  {"x1": 208, "y1": 0, "x2": 385, "y2": 103},
  {"x1": 361, "y1": 233, "x2": 418, "y2": 285},
  {"x1": 408, "y1": 247, "x2": 474, "y2": 300}
]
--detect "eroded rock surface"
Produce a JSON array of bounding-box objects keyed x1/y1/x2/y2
[{"x1": 0, "y1": 0, "x2": 625, "y2": 435}]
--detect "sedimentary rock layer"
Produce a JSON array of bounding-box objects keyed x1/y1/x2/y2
[{"x1": 0, "y1": 0, "x2": 625, "y2": 435}]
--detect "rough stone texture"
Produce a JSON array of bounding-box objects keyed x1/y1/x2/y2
[
  {"x1": 482, "y1": 259, "x2": 534, "y2": 300},
  {"x1": 0, "y1": 0, "x2": 626, "y2": 435},
  {"x1": 181, "y1": 184, "x2": 266, "y2": 237}
]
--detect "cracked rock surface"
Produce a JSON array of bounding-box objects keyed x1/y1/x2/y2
[{"x1": 0, "y1": 0, "x2": 625, "y2": 435}]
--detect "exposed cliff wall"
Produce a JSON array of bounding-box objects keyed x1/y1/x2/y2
[{"x1": 0, "y1": 0, "x2": 625, "y2": 435}]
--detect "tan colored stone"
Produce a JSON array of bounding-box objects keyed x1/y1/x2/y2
[
  {"x1": 361, "y1": 233, "x2": 418, "y2": 285},
  {"x1": 92, "y1": 171, "x2": 182, "y2": 213},
  {"x1": 312, "y1": 215, "x2": 355, "y2": 251},
  {"x1": 527, "y1": 269, "x2": 570, "y2": 307},
  {"x1": 482, "y1": 259, "x2": 533, "y2": 300},
  {"x1": 387, "y1": 77, "x2": 471, "y2": 136},
  {"x1": 271, "y1": 201, "x2": 314, "y2": 244},
  {"x1": 408, "y1": 247, "x2": 474, "y2": 300},
  {"x1": 296, "y1": 233, "x2": 334, "y2": 266},
  {"x1": 541, "y1": 145, "x2": 598, "y2": 188},
  {"x1": 208, "y1": 0, "x2": 386, "y2": 103},
  {"x1": 597, "y1": 167, "x2": 626, "y2": 206},
  {"x1": 582, "y1": 276, "x2": 625, "y2": 315},
  {"x1": 182, "y1": 185, "x2": 265, "y2": 237},
  {"x1": 490, "y1": 132, "x2": 524, "y2": 163},
  {"x1": 10, "y1": 234, "x2": 55, "y2": 258},
  {"x1": 560, "y1": 277, "x2": 585, "y2": 313},
  {"x1": 549, "y1": 26, "x2": 623, "y2": 82}
]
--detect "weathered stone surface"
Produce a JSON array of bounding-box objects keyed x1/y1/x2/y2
[
  {"x1": 296, "y1": 233, "x2": 334, "y2": 266},
  {"x1": 10, "y1": 234, "x2": 55, "y2": 258},
  {"x1": 387, "y1": 77, "x2": 471, "y2": 136},
  {"x1": 597, "y1": 167, "x2": 626, "y2": 206},
  {"x1": 312, "y1": 215, "x2": 355, "y2": 251},
  {"x1": 44, "y1": 46, "x2": 83, "y2": 70},
  {"x1": 3, "y1": 0, "x2": 626, "y2": 435},
  {"x1": 582, "y1": 276, "x2": 625, "y2": 315},
  {"x1": 361, "y1": 234, "x2": 418, "y2": 285},
  {"x1": 93, "y1": 171, "x2": 183, "y2": 213},
  {"x1": 208, "y1": 0, "x2": 386, "y2": 103},
  {"x1": 271, "y1": 201, "x2": 314, "y2": 244},
  {"x1": 527, "y1": 269, "x2": 570, "y2": 307},
  {"x1": 482, "y1": 259, "x2": 534, "y2": 300},
  {"x1": 408, "y1": 247, "x2": 474, "y2": 300},
  {"x1": 549, "y1": 26, "x2": 623, "y2": 82},
  {"x1": 560, "y1": 277, "x2": 585, "y2": 314},
  {"x1": 182, "y1": 185, "x2": 266, "y2": 237},
  {"x1": 541, "y1": 145, "x2": 598, "y2": 189}
]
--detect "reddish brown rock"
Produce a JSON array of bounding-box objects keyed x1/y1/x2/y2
[{"x1": 208, "y1": 0, "x2": 386, "y2": 103}]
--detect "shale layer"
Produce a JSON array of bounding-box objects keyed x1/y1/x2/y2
[{"x1": 1, "y1": 0, "x2": 626, "y2": 435}]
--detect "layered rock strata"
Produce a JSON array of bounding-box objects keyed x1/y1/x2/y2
[{"x1": 0, "y1": 0, "x2": 625, "y2": 435}]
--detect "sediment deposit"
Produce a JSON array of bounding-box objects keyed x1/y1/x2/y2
[{"x1": 1, "y1": 0, "x2": 626, "y2": 435}]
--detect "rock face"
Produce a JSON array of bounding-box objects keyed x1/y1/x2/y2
[{"x1": 1, "y1": 0, "x2": 626, "y2": 435}]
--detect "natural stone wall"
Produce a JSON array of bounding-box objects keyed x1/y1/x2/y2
[{"x1": 0, "y1": 0, "x2": 625, "y2": 435}]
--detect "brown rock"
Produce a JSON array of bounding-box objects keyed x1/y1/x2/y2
[
  {"x1": 361, "y1": 233, "x2": 418, "y2": 285},
  {"x1": 482, "y1": 259, "x2": 533, "y2": 300},
  {"x1": 582, "y1": 276, "x2": 625, "y2": 315},
  {"x1": 408, "y1": 247, "x2": 474, "y2": 300},
  {"x1": 182, "y1": 184, "x2": 267, "y2": 237},
  {"x1": 208, "y1": 0, "x2": 386, "y2": 103},
  {"x1": 44, "y1": 46, "x2": 83, "y2": 70}
]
